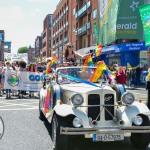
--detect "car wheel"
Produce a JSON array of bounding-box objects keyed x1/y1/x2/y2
[
  {"x1": 39, "y1": 100, "x2": 45, "y2": 121},
  {"x1": 130, "y1": 115, "x2": 150, "y2": 148},
  {"x1": 52, "y1": 114, "x2": 68, "y2": 150}
]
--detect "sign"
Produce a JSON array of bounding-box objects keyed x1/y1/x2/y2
[
  {"x1": 0, "y1": 34, "x2": 2, "y2": 40},
  {"x1": 11, "y1": 53, "x2": 28, "y2": 63},
  {"x1": 102, "y1": 44, "x2": 121, "y2": 54},
  {"x1": 4, "y1": 53, "x2": 11, "y2": 61},
  {"x1": 121, "y1": 42, "x2": 147, "y2": 51},
  {"x1": 139, "y1": 4, "x2": 150, "y2": 46},
  {"x1": 116, "y1": 0, "x2": 144, "y2": 39},
  {"x1": 98, "y1": 0, "x2": 119, "y2": 45},
  {"x1": 101, "y1": 42, "x2": 147, "y2": 55},
  {"x1": 98, "y1": 0, "x2": 144, "y2": 45},
  {"x1": 4, "y1": 71, "x2": 45, "y2": 91}
]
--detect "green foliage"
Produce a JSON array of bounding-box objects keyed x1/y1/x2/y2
[{"x1": 17, "y1": 46, "x2": 29, "y2": 53}]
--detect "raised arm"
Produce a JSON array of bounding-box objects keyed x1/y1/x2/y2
[{"x1": 75, "y1": 52, "x2": 91, "y2": 59}]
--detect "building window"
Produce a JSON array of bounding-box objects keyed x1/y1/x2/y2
[
  {"x1": 43, "y1": 42, "x2": 46, "y2": 48},
  {"x1": 93, "y1": 9, "x2": 97, "y2": 19},
  {"x1": 72, "y1": 25, "x2": 75, "y2": 32},
  {"x1": 73, "y1": 8, "x2": 75, "y2": 16}
]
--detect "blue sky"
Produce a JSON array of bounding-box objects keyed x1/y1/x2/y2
[{"x1": 0, "y1": 0, "x2": 60, "y2": 53}]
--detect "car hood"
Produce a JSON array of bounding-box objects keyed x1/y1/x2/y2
[{"x1": 60, "y1": 83, "x2": 113, "y2": 93}]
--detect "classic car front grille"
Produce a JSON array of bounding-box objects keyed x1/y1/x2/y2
[
  {"x1": 88, "y1": 94, "x2": 100, "y2": 121},
  {"x1": 104, "y1": 94, "x2": 114, "y2": 120}
]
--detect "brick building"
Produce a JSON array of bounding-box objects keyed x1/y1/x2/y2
[
  {"x1": 42, "y1": 14, "x2": 53, "y2": 60},
  {"x1": 0, "y1": 30, "x2": 5, "y2": 61},
  {"x1": 35, "y1": 36, "x2": 42, "y2": 60},
  {"x1": 76, "y1": 0, "x2": 98, "y2": 55},
  {"x1": 52, "y1": 0, "x2": 98, "y2": 60}
]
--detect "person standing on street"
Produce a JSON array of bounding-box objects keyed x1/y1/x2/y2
[
  {"x1": 2, "y1": 61, "x2": 13, "y2": 98},
  {"x1": 0, "y1": 61, "x2": 3, "y2": 96},
  {"x1": 116, "y1": 66, "x2": 127, "y2": 85}
]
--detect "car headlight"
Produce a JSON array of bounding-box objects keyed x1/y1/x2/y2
[
  {"x1": 73, "y1": 117, "x2": 82, "y2": 128},
  {"x1": 121, "y1": 92, "x2": 135, "y2": 105},
  {"x1": 71, "y1": 93, "x2": 84, "y2": 107},
  {"x1": 132, "y1": 116, "x2": 143, "y2": 125}
]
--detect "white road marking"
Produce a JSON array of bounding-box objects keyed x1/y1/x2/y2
[{"x1": 0, "y1": 107, "x2": 38, "y2": 111}]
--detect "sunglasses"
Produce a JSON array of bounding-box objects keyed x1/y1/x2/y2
[{"x1": 68, "y1": 46, "x2": 73, "y2": 48}]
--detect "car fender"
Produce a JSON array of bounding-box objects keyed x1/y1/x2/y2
[
  {"x1": 116, "y1": 101, "x2": 150, "y2": 126},
  {"x1": 47, "y1": 104, "x2": 89, "y2": 128}
]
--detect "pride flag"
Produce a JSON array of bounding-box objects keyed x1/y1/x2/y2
[
  {"x1": 82, "y1": 55, "x2": 94, "y2": 72},
  {"x1": 46, "y1": 54, "x2": 57, "y2": 75},
  {"x1": 44, "y1": 88, "x2": 51, "y2": 113},
  {"x1": 36, "y1": 57, "x2": 41, "y2": 62},
  {"x1": 89, "y1": 61, "x2": 107, "y2": 82},
  {"x1": 94, "y1": 44, "x2": 102, "y2": 57}
]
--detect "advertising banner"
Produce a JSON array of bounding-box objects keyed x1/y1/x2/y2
[
  {"x1": 139, "y1": 4, "x2": 150, "y2": 46},
  {"x1": 11, "y1": 53, "x2": 28, "y2": 63},
  {"x1": 4, "y1": 71, "x2": 45, "y2": 91},
  {"x1": 98, "y1": 0, "x2": 144, "y2": 45},
  {"x1": 4, "y1": 53, "x2": 11, "y2": 61},
  {"x1": 98, "y1": 0, "x2": 119, "y2": 45},
  {"x1": 117, "y1": 0, "x2": 144, "y2": 39}
]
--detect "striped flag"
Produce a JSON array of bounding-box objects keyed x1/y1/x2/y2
[
  {"x1": 44, "y1": 88, "x2": 51, "y2": 113},
  {"x1": 82, "y1": 55, "x2": 94, "y2": 72},
  {"x1": 89, "y1": 61, "x2": 107, "y2": 82}
]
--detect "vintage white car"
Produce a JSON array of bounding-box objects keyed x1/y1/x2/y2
[{"x1": 39, "y1": 66, "x2": 150, "y2": 150}]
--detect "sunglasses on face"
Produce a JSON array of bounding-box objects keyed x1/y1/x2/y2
[{"x1": 68, "y1": 46, "x2": 73, "y2": 48}]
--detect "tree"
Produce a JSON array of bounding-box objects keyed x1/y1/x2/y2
[{"x1": 17, "y1": 47, "x2": 29, "y2": 53}]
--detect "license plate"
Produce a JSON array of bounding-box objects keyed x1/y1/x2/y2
[{"x1": 93, "y1": 134, "x2": 124, "y2": 142}]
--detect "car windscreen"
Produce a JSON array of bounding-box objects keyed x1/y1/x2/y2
[{"x1": 56, "y1": 67, "x2": 96, "y2": 84}]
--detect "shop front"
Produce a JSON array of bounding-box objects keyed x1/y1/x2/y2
[{"x1": 100, "y1": 42, "x2": 148, "y2": 67}]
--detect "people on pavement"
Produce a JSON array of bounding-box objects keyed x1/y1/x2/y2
[{"x1": 2, "y1": 61, "x2": 13, "y2": 98}]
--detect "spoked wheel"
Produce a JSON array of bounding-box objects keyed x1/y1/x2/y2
[{"x1": 52, "y1": 114, "x2": 68, "y2": 150}]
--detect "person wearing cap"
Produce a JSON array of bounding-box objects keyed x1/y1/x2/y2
[
  {"x1": 63, "y1": 43, "x2": 91, "y2": 66},
  {"x1": 2, "y1": 61, "x2": 13, "y2": 98}
]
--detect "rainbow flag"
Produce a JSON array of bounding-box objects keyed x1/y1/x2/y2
[
  {"x1": 82, "y1": 55, "x2": 94, "y2": 72},
  {"x1": 46, "y1": 54, "x2": 57, "y2": 75},
  {"x1": 36, "y1": 57, "x2": 41, "y2": 62},
  {"x1": 44, "y1": 88, "x2": 51, "y2": 113},
  {"x1": 89, "y1": 61, "x2": 107, "y2": 82},
  {"x1": 94, "y1": 44, "x2": 102, "y2": 57}
]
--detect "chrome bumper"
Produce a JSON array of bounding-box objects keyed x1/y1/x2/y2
[{"x1": 60, "y1": 126, "x2": 150, "y2": 135}]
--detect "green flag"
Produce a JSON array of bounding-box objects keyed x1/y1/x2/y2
[
  {"x1": 139, "y1": 4, "x2": 150, "y2": 46},
  {"x1": 98, "y1": 0, "x2": 119, "y2": 45}
]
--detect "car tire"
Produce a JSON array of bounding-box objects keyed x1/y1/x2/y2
[
  {"x1": 130, "y1": 115, "x2": 150, "y2": 148},
  {"x1": 111, "y1": 84, "x2": 126, "y2": 104},
  {"x1": 39, "y1": 100, "x2": 45, "y2": 121},
  {"x1": 52, "y1": 114, "x2": 68, "y2": 150}
]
